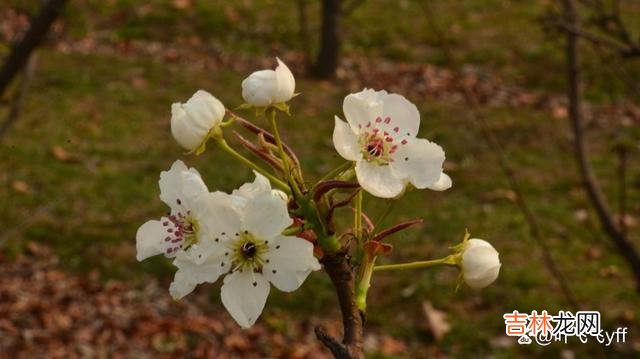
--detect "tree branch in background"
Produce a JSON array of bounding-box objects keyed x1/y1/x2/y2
[
  {"x1": 550, "y1": 20, "x2": 640, "y2": 58},
  {"x1": 296, "y1": 0, "x2": 313, "y2": 70},
  {"x1": 342, "y1": 0, "x2": 366, "y2": 16},
  {"x1": 462, "y1": 88, "x2": 580, "y2": 310},
  {"x1": 546, "y1": 0, "x2": 640, "y2": 58},
  {"x1": 561, "y1": 0, "x2": 640, "y2": 292},
  {"x1": 0, "y1": 0, "x2": 67, "y2": 98},
  {"x1": 615, "y1": 145, "x2": 627, "y2": 237},
  {"x1": 0, "y1": 53, "x2": 37, "y2": 142},
  {"x1": 422, "y1": 8, "x2": 576, "y2": 305},
  {"x1": 313, "y1": 0, "x2": 342, "y2": 79},
  {"x1": 419, "y1": 0, "x2": 454, "y2": 64}
]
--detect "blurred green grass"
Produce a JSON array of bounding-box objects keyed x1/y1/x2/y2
[{"x1": 1, "y1": 0, "x2": 639, "y2": 358}]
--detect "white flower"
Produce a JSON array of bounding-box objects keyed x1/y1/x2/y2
[
  {"x1": 135, "y1": 160, "x2": 216, "y2": 262},
  {"x1": 171, "y1": 90, "x2": 225, "y2": 151},
  {"x1": 461, "y1": 239, "x2": 501, "y2": 289},
  {"x1": 241, "y1": 58, "x2": 295, "y2": 107},
  {"x1": 169, "y1": 172, "x2": 320, "y2": 328},
  {"x1": 333, "y1": 89, "x2": 450, "y2": 198}
]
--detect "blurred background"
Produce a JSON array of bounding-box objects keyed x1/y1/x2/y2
[{"x1": 0, "y1": 0, "x2": 639, "y2": 358}]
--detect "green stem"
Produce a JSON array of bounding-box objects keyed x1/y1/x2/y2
[
  {"x1": 354, "y1": 190, "x2": 363, "y2": 240},
  {"x1": 268, "y1": 109, "x2": 303, "y2": 199},
  {"x1": 282, "y1": 226, "x2": 304, "y2": 236},
  {"x1": 319, "y1": 161, "x2": 353, "y2": 182},
  {"x1": 373, "y1": 256, "x2": 457, "y2": 272},
  {"x1": 355, "y1": 256, "x2": 376, "y2": 312},
  {"x1": 215, "y1": 138, "x2": 290, "y2": 193}
]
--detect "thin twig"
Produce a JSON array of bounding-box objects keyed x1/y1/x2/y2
[
  {"x1": 462, "y1": 86, "x2": 580, "y2": 309},
  {"x1": 343, "y1": 0, "x2": 366, "y2": 16},
  {"x1": 371, "y1": 219, "x2": 423, "y2": 243},
  {"x1": 0, "y1": 53, "x2": 37, "y2": 142},
  {"x1": 231, "y1": 112, "x2": 302, "y2": 170},
  {"x1": 561, "y1": 0, "x2": 640, "y2": 292},
  {"x1": 616, "y1": 146, "x2": 627, "y2": 237},
  {"x1": 0, "y1": 0, "x2": 67, "y2": 97},
  {"x1": 316, "y1": 252, "x2": 364, "y2": 359},
  {"x1": 232, "y1": 131, "x2": 283, "y2": 172}
]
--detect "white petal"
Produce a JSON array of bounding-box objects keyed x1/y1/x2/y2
[
  {"x1": 427, "y1": 172, "x2": 452, "y2": 191},
  {"x1": 390, "y1": 138, "x2": 445, "y2": 189},
  {"x1": 273, "y1": 58, "x2": 295, "y2": 103},
  {"x1": 241, "y1": 191, "x2": 293, "y2": 239},
  {"x1": 380, "y1": 92, "x2": 420, "y2": 138},
  {"x1": 343, "y1": 89, "x2": 384, "y2": 132},
  {"x1": 355, "y1": 161, "x2": 404, "y2": 198},
  {"x1": 169, "y1": 248, "x2": 230, "y2": 299},
  {"x1": 263, "y1": 236, "x2": 321, "y2": 292},
  {"x1": 171, "y1": 103, "x2": 205, "y2": 150},
  {"x1": 221, "y1": 270, "x2": 270, "y2": 328},
  {"x1": 232, "y1": 171, "x2": 272, "y2": 201},
  {"x1": 332, "y1": 116, "x2": 361, "y2": 161},
  {"x1": 171, "y1": 90, "x2": 225, "y2": 151},
  {"x1": 193, "y1": 191, "x2": 242, "y2": 243},
  {"x1": 159, "y1": 160, "x2": 208, "y2": 211},
  {"x1": 242, "y1": 70, "x2": 278, "y2": 107},
  {"x1": 463, "y1": 239, "x2": 501, "y2": 289},
  {"x1": 184, "y1": 90, "x2": 225, "y2": 130},
  {"x1": 135, "y1": 220, "x2": 166, "y2": 261}
]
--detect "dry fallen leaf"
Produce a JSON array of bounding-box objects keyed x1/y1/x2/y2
[
  {"x1": 172, "y1": 0, "x2": 191, "y2": 9},
  {"x1": 378, "y1": 335, "x2": 407, "y2": 355},
  {"x1": 484, "y1": 189, "x2": 517, "y2": 202},
  {"x1": 584, "y1": 246, "x2": 602, "y2": 260},
  {"x1": 552, "y1": 105, "x2": 568, "y2": 119},
  {"x1": 573, "y1": 208, "x2": 589, "y2": 222},
  {"x1": 11, "y1": 180, "x2": 29, "y2": 193},
  {"x1": 422, "y1": 301, "x2": 451, "y2": 341},
  {"x1": 600, "y1": 265, "x2": 620, "y2": 278},
  {"x1": 51, "y1": 145, "x2": 76, "y2": 162}
]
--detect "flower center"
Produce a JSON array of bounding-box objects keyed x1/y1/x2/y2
[
  {"x1": 357, "y1": 116, "x2": 409, "y2": 165},
  {"x1": 162, "y1": 199, "x2": 199, "y2": 256},
  {"x1": 231, "y1": 231, "x2": 269, "y2": 272},
  {"x1": 241, "y1": 241, "x2": 257, "y2": 258}
]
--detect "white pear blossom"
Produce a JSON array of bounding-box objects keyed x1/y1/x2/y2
[
  {"x1": 171, "y1": 90, "x2": 225, "y2": 151},
  {"x1": 168, "y1": 172, "x2": 321, "y2": 328},
  {"x1": 333, "y1": 89, "x2": 450, "y2": 198},
  {"x1": 461, "y1": 238, "x2": 501, "y2": 289},
  {"x1": 136, "y1": 160, "x2": 228, "y2": 264},
  {"x1": 241, "y1": 58, "x2": 295, "y2": 107}
]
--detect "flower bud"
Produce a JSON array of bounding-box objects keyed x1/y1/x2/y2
[
  {"x1": 461, "y1": 238, "x2": 501, "y2": 289},
  {"x1": 241, "y1": 58, "x2": 295, "y2": 107},
  {"x1": 171, "y1": 90, "x2": 225, "y2": 151}
]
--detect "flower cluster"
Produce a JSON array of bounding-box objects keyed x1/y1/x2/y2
[
  {"x1": 136, "y1": 57, "x2": 501, "y2": 331},
  {"x1": 137, "y1": 162, "x2": 319, "y2": 328}
]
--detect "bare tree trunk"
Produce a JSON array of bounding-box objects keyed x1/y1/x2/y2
[
  {"x1": 315, "y1": 252, "x2": 364, "y2": 359},
  {"x1": 296, "y1": 0, "x2": 313, "y2": 72},
  {"x1": 0, "y1": 0, "x2": 66, "y2": 98},
  {"x1": 561, "y1": 0, "x2": 640, "y2": 292},
  {"x1": 314, "y1": 0, "x2": 342, "y2": 79}
]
